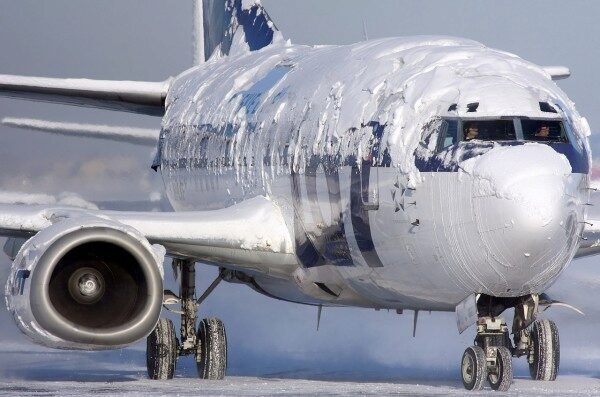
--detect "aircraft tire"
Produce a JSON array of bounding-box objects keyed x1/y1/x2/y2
[
  {"x1": 196, "y1": 317, "x2": 227, "y2": 380},
  {"x1": 529, "y1": 319, "x2": 560, "y2": 381},
  {"x1": 488, "y1": 346, "x2": 513, "y2": 391},
  {"x1": 461, "y1": 346, "x2": 486, "y2": 391},
  {"x1": 146, "y1": 318, "x2": 178, "y2": 380}
]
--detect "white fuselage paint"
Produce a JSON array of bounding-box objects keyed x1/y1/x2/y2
[{"x1": 155, "y1": 37, "x2": 590, "y2": 311}]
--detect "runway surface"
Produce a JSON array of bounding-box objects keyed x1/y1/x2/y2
[
  {"x1": 2, "y1": 247, "x2": 600, "y2": 396},
  {"x1": 2, "y1": 376, "x2": 600, "y2": 397},
  {"x1": 1, "y1": 346, "x2": 599, "y2": 396}
]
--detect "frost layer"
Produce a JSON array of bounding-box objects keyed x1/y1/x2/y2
[{"x1": 161, "y1": 35, "x2": 590, "y2": 203}]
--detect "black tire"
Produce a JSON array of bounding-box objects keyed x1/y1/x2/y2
[
  {"x1": 529, "y1": 319, "x2": 560, "y2": 381},
  {"x1": 488, "y1": 346, "x2": 513, "y2": 391},
  {"x1": 196, "y1": 317, "x2": 227, "y2": 380},
  {"x1": 146, "y1": 318, "x2": 178, "y2": 380},
  {"x1": 461, "y1": 346, "x2": 486, "y2": 391}
]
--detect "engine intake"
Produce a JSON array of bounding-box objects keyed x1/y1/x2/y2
[{"x1": 5, "y1": 217, "x2": 164, "y2": 349}]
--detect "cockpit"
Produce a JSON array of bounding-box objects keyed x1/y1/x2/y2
[
  {"x1": 436, "y1": 117, "x2": 573, "y2": 152},
  {"x1": 416, "y1": 111, "x2": 588, "y2": 174}
]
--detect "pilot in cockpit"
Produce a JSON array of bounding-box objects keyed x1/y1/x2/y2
[
  {"x1": 464, "y1": 122, "x2": 479, "y2": 141},
  {"x1": 535, "y1": 124, "x2": 550, "y2": 140}
]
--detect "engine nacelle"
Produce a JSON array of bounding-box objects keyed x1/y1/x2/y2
[{"x1": 4, "y1": 216, "x2": 165, "y2": 350}]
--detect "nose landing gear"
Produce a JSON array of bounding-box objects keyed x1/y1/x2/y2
[
  {"x1": 146, "y1": 259, "x2": 227, "y2": 380},
  {"x1": 460, "y1": 294, "x2": 560, "y2": 392},
  {"x1": 461, "y1": 317, "x2": 513, "y2": 391}
]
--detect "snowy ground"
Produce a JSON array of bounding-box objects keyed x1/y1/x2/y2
[
  {"x1": 1, "y1": 343, "x2": 600, "y2": 396},
  {"x1": 2, "y1": 376, "x2": 600, "y2": 397},
  {"x1": 2, "y1": 238, "x2": 600, "y2": 396}
]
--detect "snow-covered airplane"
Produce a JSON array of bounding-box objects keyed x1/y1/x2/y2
[{"x1": 0, "y1": 0, "x2": 596, "y2": 392}]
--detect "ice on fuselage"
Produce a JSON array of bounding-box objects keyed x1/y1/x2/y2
[
  {"x1": 459, "y1": 144, "x2": 574, "y2": 233},
  {"x1": 160, "y1": 35, "x2": 589, "y2": 210}
]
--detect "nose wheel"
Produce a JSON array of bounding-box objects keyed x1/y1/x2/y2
[
  {"x1": 528, "y1": 319, "x2": 560, "y2": 381},
  {"x1": 487, "y1": 346, "x2": 513, "y2": 391},
  {"x1": 461, "y1": 346, "x2": 486, "y2": 390},
  {"x1": 146, "y1": 259, "x2": 227, "y2": 380},
  {"x1": 461, "y1": 316, "x2": 514, "y2": 391}
]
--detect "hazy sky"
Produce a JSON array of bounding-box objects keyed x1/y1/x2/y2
[
  {"x1": 1, "y1": 0, "x2": 599, "y2": 199},
  {"x1": 1, "y1": 0, "x2": 600, "y2": 381}
]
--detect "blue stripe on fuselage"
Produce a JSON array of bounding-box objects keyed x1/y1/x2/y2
[
  {"x1": 290, "y1": 121, "x2": 388, "y2": 269},
  {"x1": 291, "y1": 156, "x2": 354, "y2": 268}
]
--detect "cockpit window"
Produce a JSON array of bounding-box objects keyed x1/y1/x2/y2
[
  {"x1": 425, "y1": 116, "x2": 572, "y2": 155},
  {"x1": 521, "y1": 119, "x2": 568, "y2": 143},
  {"x1": 463, "y1": 120, "x2": 516, "y2": 141},
  {"x1": 439, "y1": 119, "x2": 459, "y2": 150}
]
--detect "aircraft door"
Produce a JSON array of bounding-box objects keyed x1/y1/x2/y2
[{"x1": 359, "y1": 121, "x2": 388, "y2": 211}]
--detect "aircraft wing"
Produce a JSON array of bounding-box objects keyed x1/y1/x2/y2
[
  {"x1": 0, "y1": 197, "x2": 296, "y2": 270},
  {"x1": 542, "y1": 66, "x2": 571, "y2": 81},
  {"x1": 2, "y1": 117, "x2": 159, "y2": 145},
  {"x1": 0, "y1": 75, "x2": 171, "y2": 116}
]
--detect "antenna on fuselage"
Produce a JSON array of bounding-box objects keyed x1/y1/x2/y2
[
  {"x1": 412, "y1": 310, "x2": 419, "y2": 337},
  {"x1": 316, "y1": 304, "x2": 323, "y2": 331},
  {"x1": 362, "y1": 18, "x2": 369, "y2": 41}
]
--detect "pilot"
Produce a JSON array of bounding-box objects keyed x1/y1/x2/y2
[
  {"x1": 535, "y1": 124, "x2": 550, "y2": 139},
  {"x1": 464, "y1": 122, "x2": 479, "y2": 141}
]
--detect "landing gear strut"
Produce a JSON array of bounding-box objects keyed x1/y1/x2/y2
[
  {"x1": 146, "y1": 259, "x2": 227, "y2": 380},
  {"x1": 460, "y1": 294, "x2": 560, "y2": 392}
]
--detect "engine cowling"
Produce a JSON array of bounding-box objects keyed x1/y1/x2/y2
[{"x1": 4, "y1": 216, "x2": 164, "y2": 350}]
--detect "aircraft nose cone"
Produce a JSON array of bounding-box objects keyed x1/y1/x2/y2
[{"x1": 465, "y1": 144, "x2": 579, "y2": 296}]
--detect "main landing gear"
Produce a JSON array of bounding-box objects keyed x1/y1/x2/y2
[
  {"x1": 461, "y1": 294, "x2": 560, "y2": 392},
  {"x1": 146, "y1": 259, "x2": 227, "y2": 380}
]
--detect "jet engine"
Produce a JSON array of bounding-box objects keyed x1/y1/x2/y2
[{"x1": 4, "y1": 216, "x2": 164, "y2": 350}]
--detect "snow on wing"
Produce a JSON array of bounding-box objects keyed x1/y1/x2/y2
[{"x1": 0, "y1": 196, "x2": 294, "y2": 261}]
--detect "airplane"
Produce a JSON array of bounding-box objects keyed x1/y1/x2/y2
[{"x1": 0, "y1": 0, "x2": 597, "y2": 392}]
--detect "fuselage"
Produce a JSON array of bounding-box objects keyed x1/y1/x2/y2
[{"x1": 155, "y1": 36, "x2": 591, "y2": 311}]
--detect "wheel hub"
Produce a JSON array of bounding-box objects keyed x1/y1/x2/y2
[{"x1": 462, "y1": 355, "x2": 474, "y2": 383}]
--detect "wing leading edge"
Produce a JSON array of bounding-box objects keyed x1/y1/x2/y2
[{"x1": 0, "y1": 197, "x2": 297, "y2": 273}]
